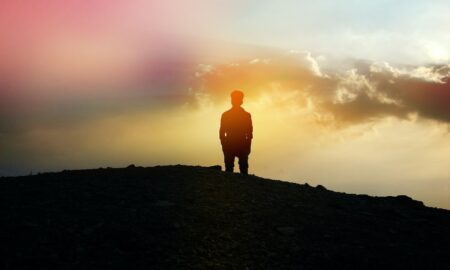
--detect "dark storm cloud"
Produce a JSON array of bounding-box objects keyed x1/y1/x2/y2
[
  {"x1": 370, "y1": 68, "x2": 450, "y2": 123},
  {"x1": 322, "y1": 94, "x2": 408, "y2": 123}
]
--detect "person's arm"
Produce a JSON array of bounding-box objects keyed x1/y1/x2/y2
[
  {"x1": 248, "y1": 114, "x2": 253, "y2": 140},
  {"x1": 246, "y1": 113, "x2": 253, "y2": 154},
  {"x1": 219, "y1": 114, "x2": 226, "y2": 144}
]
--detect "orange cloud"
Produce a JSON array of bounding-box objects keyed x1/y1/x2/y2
[{"x1": 190, "y1": 52, "x2": 450, "y2": 126}]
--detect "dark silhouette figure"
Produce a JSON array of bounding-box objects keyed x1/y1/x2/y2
[{"x1": 220, "y1": 90, "x2": 253, "y2": 174}]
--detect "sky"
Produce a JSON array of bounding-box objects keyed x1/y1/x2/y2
[{"x1": 0, "y1": 1, "x2": 449, "y2": 208}]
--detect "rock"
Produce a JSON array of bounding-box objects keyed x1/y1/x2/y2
[
  {"x1": 208, "y1": 165, "x2": 222, "y2": 171},
  {"x1": 154, "y1": 200, "x2": 175, "y2": 207},
  {"x1": 127, "y1": 164, "x2": 136, "y2": 169},
  {"x1": 83, "y1": 227, "x2": 94, "y2": 235},
  {"x1": 24, "y1": 221, "x2": 39, "y2": 227},
  {"x1": 316, "y1": 184, "x2": 327, "y2": 191},
  {"x1": 395, "y1": 195, "x2": 425, "y2": 208},
  {"x1": 276, "y1": 226, "x2": 296, "y2": 235}
]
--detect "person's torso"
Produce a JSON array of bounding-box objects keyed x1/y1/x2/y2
[{"x1": 222, "y1": 107, "x2": 251, "y2": 141}]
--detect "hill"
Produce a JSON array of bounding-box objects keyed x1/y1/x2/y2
[{"x1": 1, "y1": 165, "x2": 449, "y2": 269}]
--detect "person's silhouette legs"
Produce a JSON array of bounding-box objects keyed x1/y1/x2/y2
[
  {"x1": 224, "y1": 151, "x2": 248, "y2": 174},
  {"x1": 224, "y1": 152, "x2": 235, "y2": 172},
  {"x1": 238, "y1": 154, "x2": 248, "y2": 175}
]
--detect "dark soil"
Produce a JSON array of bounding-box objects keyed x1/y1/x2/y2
[{"x1": 1, "y1": 165, "x2": 449, "y2": 269}]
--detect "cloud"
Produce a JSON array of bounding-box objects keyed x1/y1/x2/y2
[
  {"x1": 1, "y1": 44, "x2": 448, "y2": 136},
  {"x1": 190, "y1": 52, "x2": 450, "y2": 126}
]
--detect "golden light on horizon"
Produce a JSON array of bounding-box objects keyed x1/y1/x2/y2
[{"x1": 3, "y1": 86, "x2": 448, "y2": 208}]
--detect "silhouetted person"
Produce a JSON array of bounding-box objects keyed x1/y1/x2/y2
[{"x1": 220, "y1": 90, "x2": 253, "y2": 174}]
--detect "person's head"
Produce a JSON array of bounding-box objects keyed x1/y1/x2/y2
[{"x1": 231, "y1": 90, "x2": 244, "y2": 107}]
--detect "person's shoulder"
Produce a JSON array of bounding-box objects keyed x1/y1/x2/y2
[
  {"x1": 222, "y1": 108, "x2": 233, "y2": 117},
  {"x1": 242, "y1": 108, "x2": 251, "y2": 117},
  {"x1": 222, "y1": 108, "x2": 233, "y2": 114},
  {"x1": 223, "y1": 107, "x2": 251, "y2": 117}
]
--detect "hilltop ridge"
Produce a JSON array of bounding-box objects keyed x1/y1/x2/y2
[{"x1": 1, "y1": 165, "x2": 449, "y2": 269}]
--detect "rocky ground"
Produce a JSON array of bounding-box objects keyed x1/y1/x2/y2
[{"x1": 1, "y1": 165, "x2": 449, "y2": 269}]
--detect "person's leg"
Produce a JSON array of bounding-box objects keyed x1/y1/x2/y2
[
  {"x1": 238, "y1": 154, "x2": 249, "y2": 175},
  {"x1": 224, "y1": 152, "x2": 235, "y2": 172}
]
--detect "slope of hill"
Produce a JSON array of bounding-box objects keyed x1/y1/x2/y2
[{"x1": 1, "y1": 165, "x2": 449, "y2": 269}]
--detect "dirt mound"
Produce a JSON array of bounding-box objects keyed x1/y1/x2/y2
[{"x1": 1, "y1": 165, "x2": 449, "y2": 269}]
